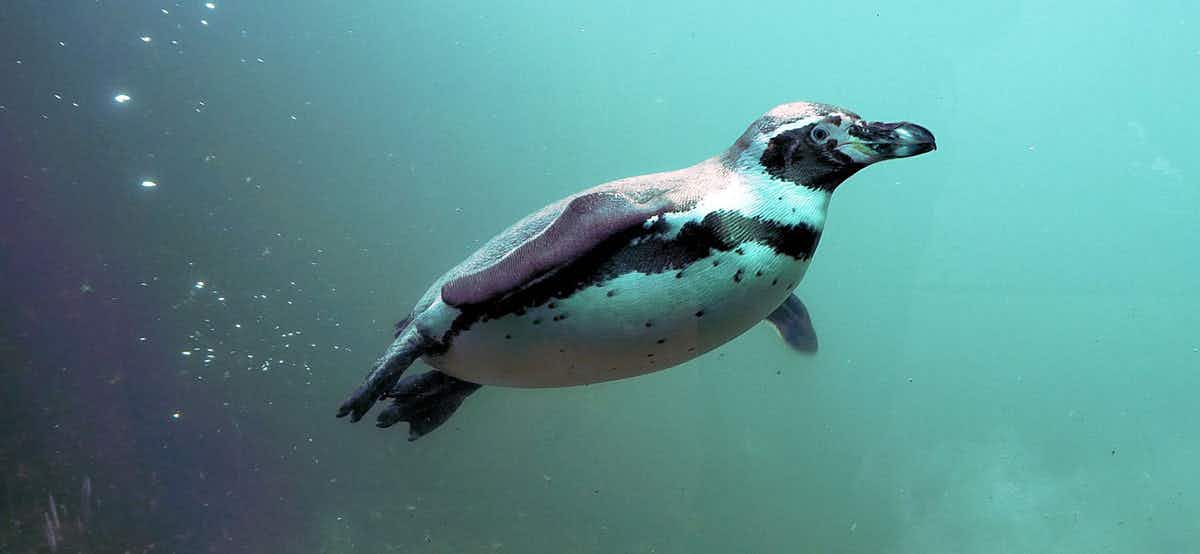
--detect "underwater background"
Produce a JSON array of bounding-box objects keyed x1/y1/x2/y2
[{"x1": 2, "y1": 1, "x2": 1198, "y2": 552}]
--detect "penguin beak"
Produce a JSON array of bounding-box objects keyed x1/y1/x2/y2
[{"x1": 837, "y1": 121, "x2": 937, "y2": 164}]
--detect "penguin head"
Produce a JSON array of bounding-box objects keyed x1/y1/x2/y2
[{"x1": 726, "y1": 102, "x2": 936, "y2": 191}]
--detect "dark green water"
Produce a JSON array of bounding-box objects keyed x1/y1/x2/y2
[{"x1": 2, "y1": 1, "x2": 1197, "y2": 552}]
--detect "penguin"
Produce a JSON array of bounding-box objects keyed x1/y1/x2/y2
[{"x1": 336, "y1": 101, "x2": 936, "y2": 440}]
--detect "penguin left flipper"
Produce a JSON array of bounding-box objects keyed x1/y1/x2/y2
[
  {"x1": 440, "y1": 190, "x2": 676, "y2": 307},
  {"x1": 766, "y1": 294, "x2": 818, "y2": 353}
]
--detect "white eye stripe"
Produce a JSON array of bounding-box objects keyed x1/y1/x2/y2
[
  {"x1": 760, "y1": 112, "x2": 855, "y2": 141},
  {"x1": 764, "y1": 116, "x2": 824, "y2": 137}
]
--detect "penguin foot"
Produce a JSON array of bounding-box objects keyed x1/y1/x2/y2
[
  {"x1": 336, "y1": 330, "x2": 431, "y2": 422},
  {"x1": 376, "y1": 371, "x2": 482, "y2": 441},
  {"x1": 336, "y1": 380, "x2": 387, "y2": 423},
  {"x1": 766, "y1": 294, "x2": 818, "y2": 353}
]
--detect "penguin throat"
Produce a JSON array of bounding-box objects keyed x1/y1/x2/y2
[{"x1": 760, "y1": 161, "x2": 864, "y2": 192}]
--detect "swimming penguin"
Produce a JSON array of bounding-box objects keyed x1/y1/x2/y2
[{"x1": 336, "y1": 101, "x2": 936, "y2": 440}]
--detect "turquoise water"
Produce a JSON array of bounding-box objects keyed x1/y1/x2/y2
[{"x1": 1, "y1": 1, "x2": 1197, "y2": 552}]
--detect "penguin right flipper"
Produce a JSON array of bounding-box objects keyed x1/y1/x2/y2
[
  {"x1": 766, "y1": 294, "x2": 818, "y2": 353},
  {"x1": 376, "y1": 371, "x2": 482, "y2": 441},
  {"x1": 439, "y1": 190, "x2": 676, "y2": 307}
]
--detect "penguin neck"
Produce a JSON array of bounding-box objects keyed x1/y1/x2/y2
[{"x1": 735, "y1": 166, "x2": 832, "y2": 231}]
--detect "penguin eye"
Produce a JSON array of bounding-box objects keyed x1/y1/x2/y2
[{"x1": 810, "y1": 127, "x2": 829, "y2": 142}]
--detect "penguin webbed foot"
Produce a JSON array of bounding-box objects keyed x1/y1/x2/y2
[
  {"x1": 766, "y1": 294, "x2": 819, "y2": 353},
  {"x1": 336, "y1": 378, "x2": 391, "y2": 423},
  {"x1": 336, "y1": 331, "x2": 430, "y2": 422},
  {"x1": 376, "y1": 371, "x2": 482, "y2": 441}
]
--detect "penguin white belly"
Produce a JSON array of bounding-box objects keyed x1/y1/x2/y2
[{"x1": 425, "y1": 242, "x2": 809, "y2": 387}]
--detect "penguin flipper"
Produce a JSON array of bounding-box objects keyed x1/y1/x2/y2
[
  {"x1": 376, "y1": 371, "x2": 483, "y2": 441},
  {"x1": 440, "y1": 190, "x2": 675, "y2": 307},
  {"x1": 766, "y1": 294, "x2": 818, "y2": 353}
]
